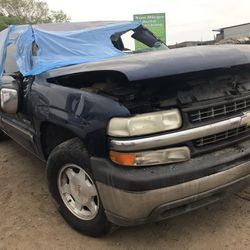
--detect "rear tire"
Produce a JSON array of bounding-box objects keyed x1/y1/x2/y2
[{"x1": 46, "y1": 138, "x2": 113, "y2": 237}]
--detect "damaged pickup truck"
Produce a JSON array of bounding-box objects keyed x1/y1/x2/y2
[{"x1": 0, "y1": 21, "x2": 249, "y2": 237}]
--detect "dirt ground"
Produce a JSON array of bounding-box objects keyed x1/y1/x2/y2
[{"x1": 0, "y1": 139, "x2": 249, "y2": 250}]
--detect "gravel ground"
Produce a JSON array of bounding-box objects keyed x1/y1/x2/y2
[{"x1": 0, "y1": 139, "x2": 249, "y2": 250}]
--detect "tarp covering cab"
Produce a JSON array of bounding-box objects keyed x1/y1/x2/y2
[{"x1": 0, "y1": 21, "x2": 141, "y2": 76}]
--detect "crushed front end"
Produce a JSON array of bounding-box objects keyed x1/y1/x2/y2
[{"x1": 87, "y1": 65, "x2": 250, "y2": 226}]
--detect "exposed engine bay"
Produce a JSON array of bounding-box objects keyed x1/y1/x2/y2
[{"x1": 48, "y1": 64, "x2": 250, "y2": 115}]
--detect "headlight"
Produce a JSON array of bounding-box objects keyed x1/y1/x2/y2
[{"x1": 108, "y1": 109, "x2": 182, "y2": 137}]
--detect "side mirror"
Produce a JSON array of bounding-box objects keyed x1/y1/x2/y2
[
  {"x1": 0, "y1": 88, "x2": 19, "y2": 114},
  {"x1": 0, "y1": 75, "x2": 19, "y2": 114}
]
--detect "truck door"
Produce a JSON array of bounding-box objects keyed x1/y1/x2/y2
[{"x1": 0, "y1": 44, "x2": 36, "y2": 154}]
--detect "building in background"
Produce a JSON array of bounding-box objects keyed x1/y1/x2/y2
[
  {"x1": 170, "y1": 22, "x2": 250, "y2": 48},
  {"x1": 169, "y1": 40, "x2": 214, "y2": 49},
  {"x1": 214, "y1": 23, "x2": 250, "y2": 43}
]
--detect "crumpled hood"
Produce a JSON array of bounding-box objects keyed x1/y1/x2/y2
[{"x1": 42, "y1": 45, "x2": 250, "y2": 81}]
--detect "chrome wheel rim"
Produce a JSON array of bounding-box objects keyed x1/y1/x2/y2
[{"x1": 58, "y1": 164, "x2": 99, "y2": 220}]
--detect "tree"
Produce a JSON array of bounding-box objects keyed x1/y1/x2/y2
[
  {"x1": 0, "y1": 0, "x2": 70, "y2": 30},
  {"x1": 0, "y1": 15, "x2": 24, "y2": 30}
]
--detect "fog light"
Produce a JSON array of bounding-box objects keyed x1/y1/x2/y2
[{"x1": 110, "y1": 147, "x2": 190, "y2": 167}]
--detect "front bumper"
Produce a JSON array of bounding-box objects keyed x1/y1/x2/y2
[
  {"x1": 97, "y1": 163, "x2": 249, "y2": 226},
  {"x1": 91, "y1": 140, "x2": 250, "y2": 226}
]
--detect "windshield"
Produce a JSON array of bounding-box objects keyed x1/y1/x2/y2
[{"x1": 111, "y1": 25, "x2": 168, "y2": 54}]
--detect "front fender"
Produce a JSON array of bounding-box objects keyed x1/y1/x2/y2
[{"x1": 30, "y1": 79, "x2": 130, "y2": 157}]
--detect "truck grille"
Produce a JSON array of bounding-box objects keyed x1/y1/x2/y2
[
  {"x1": 189, "y1": 97, "x2": 250, "y2": 123},
  {"x1": 194, "y1": 126, "x2": 249, "y2": 147}
]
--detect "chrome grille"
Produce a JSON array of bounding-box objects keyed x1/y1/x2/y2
[
  {"x1": 189, "y1": 98, "x2": 250, "y2": 123},
  {"x1": 194, "y1": 126, "x2": 249, "y2": 147}
]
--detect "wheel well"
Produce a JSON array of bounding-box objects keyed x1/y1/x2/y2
[{"x1": 40, "y1": 122, "x2": 77, "y2": 159}]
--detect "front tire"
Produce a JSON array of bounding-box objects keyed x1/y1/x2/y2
[{"x1": 46, "y1": 138, "x2": 112, "y2": 237}]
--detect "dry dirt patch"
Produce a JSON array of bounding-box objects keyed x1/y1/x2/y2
[{"x1": 0, "y1": 140, "x2": 249, "y2": 250}]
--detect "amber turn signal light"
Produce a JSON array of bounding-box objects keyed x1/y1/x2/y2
[{"x1": 109, "y1": 151, "x2": 136, "y2": 166}]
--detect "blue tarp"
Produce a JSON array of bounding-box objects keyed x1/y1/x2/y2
[{"x1": 0, "y1": 21, "x2": 141, "y2": 76}]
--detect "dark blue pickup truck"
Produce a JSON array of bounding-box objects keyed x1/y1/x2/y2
[{"x1": 0, "y1": 21, "x2": 249, "y2": 237}]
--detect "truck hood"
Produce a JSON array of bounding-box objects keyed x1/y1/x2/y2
[{"x1": 42, "y1": 45, "x2": 250, "y2": 81}]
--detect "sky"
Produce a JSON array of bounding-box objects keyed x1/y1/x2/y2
[{"x1": 46, "y1": 0, "x2": 250, "y2": 45}]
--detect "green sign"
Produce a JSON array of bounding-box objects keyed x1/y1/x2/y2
[{"x1": 133, "y1": 13, "x2": 166, "y2": 50}]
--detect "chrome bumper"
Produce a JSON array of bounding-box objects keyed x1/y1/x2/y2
[
  {"x1": 110, "y1": 112, "x2": 250, "y2": 151},
  {"x1": 97, "y1": 161, "x2": 250, "y2": 224}
]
